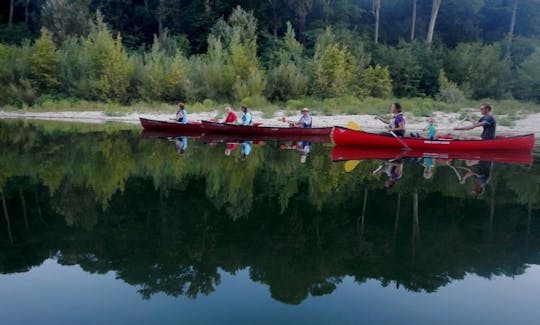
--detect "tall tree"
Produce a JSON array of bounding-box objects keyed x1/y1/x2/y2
[
  {"x1": 9, "y1": 0, "x2": 15, "y2": 25},
  {"x1": 426, "y1": 0, "x2": 442, "y2": 45},
  {"x1": 411, "y1": 0, "x2": 417, "y2": 41},
  {"x1": 506, "y1": 0, "x2": 518, "y2": 58},
  {"x1": 373, "y1": 0, "x2": 381, "y2": 44}
]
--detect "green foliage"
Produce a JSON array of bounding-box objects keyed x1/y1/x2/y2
[
  {"x1": 265, "y1": 23, "x2": 309, "y2": 101},
  {"x1": 29, "y1": 29, "x2": 60, "y2": 93},
  {"x1": 313, "y1": 27, "x2": 357, "y2": 98},
  {"x1": 512, "y1": 47, "x2": 540, "y2": 103},
  {"x1": 137, "y1": 36, "x2": 191, "y2": 102},
  {"x1": 436, "y1": 69, "x2": 464, "y2": 103},
  {"x1": 41, "y1": 0, "x2": 91, "y2": 43},
  {"x1": 360, "y1": 65, "x2": 392, "y2": 98},
  {"x1": 447, "y1": 42, "x2": 511, "y2": 99},
  {"x1": 80, "y1": 12, "x2": 134, "y2": 102}
]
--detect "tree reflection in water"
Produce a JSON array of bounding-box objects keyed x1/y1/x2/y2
[{"x1": 0, "y1": 120, "x2": 539, "y2": 304}]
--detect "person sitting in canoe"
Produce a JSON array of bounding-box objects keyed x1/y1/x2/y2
[
  {"x1": 290, "y1": 108, "x2": 312, "y2": 128},
  {"x1": 224, "y1": 106, "x2": 238, "y2": 124},
  {"x1": 175, "y1": 102, "x2": 187, "y2": 123},
  {"x1": 240, "y1": 105, "x2": 253, "y2": 125},
  {"x1": 375, "y1": 102, "x2": 406, "y2": 136},
  {"x1": 453, "y1": 103, "x2": 496, "y2": 140}
]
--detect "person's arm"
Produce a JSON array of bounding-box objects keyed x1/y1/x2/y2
[
  {"x1": 454, "y1": 115, "x2": 488, "y2": 130},
  {"x1": 175, "y1": 110, "x2": 183, "y2": 121}
]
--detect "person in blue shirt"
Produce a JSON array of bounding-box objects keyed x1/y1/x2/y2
[
  {"x1": 453, "y1": 103, "x2": 496, "y2": 140},
  {"x1": 240, "y1": 105, "x2": 253, "y2": 125},
  {"x1": 175, "y1": 102, "x2": 187, "y2": 123},
  {"x1": 291, "y1": 108, "x2": 312, "y2": 128}
]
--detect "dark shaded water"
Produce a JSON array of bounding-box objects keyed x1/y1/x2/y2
[{"x1": 1, "y1": 120, "x2": 540, "y2": 324}]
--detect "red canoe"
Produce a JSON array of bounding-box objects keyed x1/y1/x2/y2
[
  {"x1": 332, "y1": 126, "x2": 535, "y2": 152},
  {"x1": 202, "y1": 120, "x2": 332, "y2": 137},
  {"x1": 332, "y1": 147, "x2": 534, "y2": 165},
  {"x1": 140, "y1": 117, "x2": 203, "y2": 133}
]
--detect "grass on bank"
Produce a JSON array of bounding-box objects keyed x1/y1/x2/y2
[{"x1": 1, "y1": 96, "x2": 539, "y2": 120}]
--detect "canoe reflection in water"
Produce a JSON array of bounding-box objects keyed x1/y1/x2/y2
[
  {"x1": 174, "y1": 136, "x2": 187, "y2": 155},
  {"x1": 373, "y1": 158, "x2": 404, "y2": 188},
  {"x1": 281, "y1": 141, "x2": 311, "y2": 163},
  {"x1": 240, "y1": 141, "x2": 252, "y2": 160}
]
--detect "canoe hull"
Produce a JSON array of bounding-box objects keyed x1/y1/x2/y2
[
  {"x1": 202, "y1": 120, "x2": 332, "y2": 137},
  {"x1": 332, "y1": 126, "x2": 535, "y2": 152},
  {"x1": 139, "y1": 117, "x2": 203, "y2": 133}
]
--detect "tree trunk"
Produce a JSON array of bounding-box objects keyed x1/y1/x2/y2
[
  {"x1": 373, "y1": 0, "x2": 381, "y2": 44},
  {"x1": 506, "y1": 0, "x2": 518, "y2": 58},
  {"x1": 357, "y1": 188, "x2": 368, "y2": 236},
  {"x1": 1, "y1": 190, "x2": 14, "y2": 244},
  {"x1": 410, "y1": 0, "x2": 417, "y2": 41},
  {"x1": 25, "y1": 0, "x2": 30, "y2": 24},
  {"x1": 9, "y1": 0, "x2": 15, "y2": 25},
  {"x1": 426, "y1": 0, "x2": 442, "y2": 45},
  {"x1": 19, "y1": 189, "x2": 29, "y2": 231},
  {"x1": 205, "y1": 0, "x2": 211, "y2": 14}
]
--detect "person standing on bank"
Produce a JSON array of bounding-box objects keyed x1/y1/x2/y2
[
  {"x1": 375, "y1": 102, "x2": 406, "y2": 136},
  {"x1": 240, "y1": 105, "x2": 253, "y2": 125},
  {"x1": 175, "y1": 102, "x2": 187, "y2": 123},
  {"x1": 453, "y1": 103, "x2": 496, "y2": 140}
]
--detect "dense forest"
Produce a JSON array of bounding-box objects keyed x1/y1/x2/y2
[{"x1": 1, "y1": 0, "x2": 540, "y2": 108}]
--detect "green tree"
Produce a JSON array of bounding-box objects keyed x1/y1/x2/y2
[
  {"x1": 266, "y1": 22, "x2": 309, "y2": 100},
  {"x1": 447, "y1": 42, "x2": 511, "y2": 99},
  {"x1": 312, "y1": 27, "x2": 356, "y2": 98},
  {"x1": 360, "y1": 64, "x2": 392, "y2": 98},
  {"x1": 29, "y1": 28, "x2": 59, "y2": 93},
  {"x1": 80, "y1": 12, "x2": 134, "y2": 102},
  {"x1": 512, "y1": 47, "x2": 540, "y2": 102}
]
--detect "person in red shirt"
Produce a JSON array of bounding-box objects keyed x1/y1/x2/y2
[{"x1": 224, "y1": 106, "x2": 238, "y2": 123}]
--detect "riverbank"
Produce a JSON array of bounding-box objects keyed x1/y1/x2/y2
[{"x1": 1, "y1": 110, "x2": 539, "y2": 136}]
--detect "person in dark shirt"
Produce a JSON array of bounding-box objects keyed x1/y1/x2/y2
[{"x1": 454, "y1": 103, "x2": 496, "y2": 140}]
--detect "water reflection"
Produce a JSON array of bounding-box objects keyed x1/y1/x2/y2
[{"x1": 0, "y1": 120, "x2": 539, "y2": 307}]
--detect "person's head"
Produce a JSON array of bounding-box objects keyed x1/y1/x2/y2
[
  {"x1": 300, "y1": 154, "x2": 307, "y2": 164},
  {"x1": 391, "y1": 102, "x2": 402, "y2": 114},
  {"x1": 301, "y1": 107, "x2": 309, "y2": 115},
  {"x1": 241, "y1": 105, "x2": 248, "y2": 112},
  {"x1": 226, "y1": 106, "x2": 232, "y2": 113},
  {"x1": 428, "y1": 117, "x2": 435, "y2": 125},
  {"x1": 178, "y1": 102, "x2": 185, "y2": 110},
  {"x1": 479, "y1": 103, "x2": 492, "y2": 116}
]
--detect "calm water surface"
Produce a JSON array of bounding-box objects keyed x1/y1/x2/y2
[{"x1": 1, "y1": 120, "x2": 540, "y2": 324}]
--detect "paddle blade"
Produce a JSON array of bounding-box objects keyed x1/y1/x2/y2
[
  {"x1": 347, "y1": 121, "x2": 361, "y2": 131},
  {"x1": 344, "y1": 160, "x2": 360, "y2": 172}
]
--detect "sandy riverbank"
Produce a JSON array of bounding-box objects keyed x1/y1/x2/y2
[{"x1": 1, "y1": 110, "x2": 539, "y2": 136}]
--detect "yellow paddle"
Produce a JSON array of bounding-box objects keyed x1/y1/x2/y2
[{"x1": 343, "y1": 121, "x2": 361, "y2": 172}]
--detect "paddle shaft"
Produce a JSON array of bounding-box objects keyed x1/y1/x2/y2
[{"x1": 389, "y1": 130, "x2": 410, "y2": 150}]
